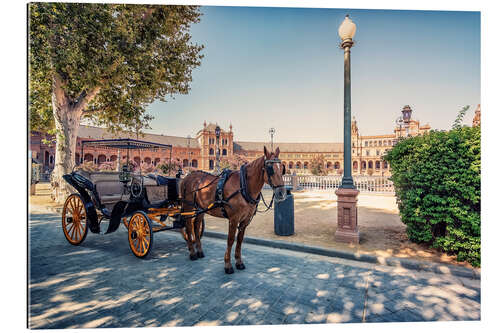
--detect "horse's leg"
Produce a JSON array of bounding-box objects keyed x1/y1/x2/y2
[
  {"x1": 234, "y1": 221, "x2": 249, "y2": 270},
  {"x1": 224, "y1": 219, "x2": 238, "y2": 274},
  {"x1": 193, "y1": 214, "x2": 204, "y2": 258},
  {"x1": 185, "y1": 217, "x2": 197, "y2": 261}
]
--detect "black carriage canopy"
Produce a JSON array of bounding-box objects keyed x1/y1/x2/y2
[{"x1": 80, "y1": 138, "x2": 173, "y2": 165}]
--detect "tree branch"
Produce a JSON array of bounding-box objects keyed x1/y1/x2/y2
[{"x1": 74, "y1": 86, "x2": 101, "y2": 113}]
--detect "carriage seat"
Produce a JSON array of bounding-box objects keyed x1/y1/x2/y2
[
  {"x1": 146, "y1": 174, "x2": 180, "y2": 201},
  {"x1": 88, "y1": 172, "x2": 125, "y2": 205}
]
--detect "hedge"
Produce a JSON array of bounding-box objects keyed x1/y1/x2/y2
[{"x1": 384, "y1": 126, "x2": 480, "y2": 267}]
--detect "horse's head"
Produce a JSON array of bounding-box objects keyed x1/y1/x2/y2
[{"x1": 263, "y1": 146, "x2": 287, "y2": 202}]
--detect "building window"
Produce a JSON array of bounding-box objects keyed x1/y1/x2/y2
[
  {"x1": 364, "y1": 142, "x2": 368, "y2": 147},
  {"x1": 304, "y1": 162, "x2": 308, "y2": 169},
  {"x1": 383, "y1": 161, "x2": 388, "y2": 169},
  {"x1": 376, "y1": 150, "x2": 380, "y2": 156},
  {"x1": 376, "y1": 161, "x2": 381, "y2": 169},
  {"x1": 209, "y1": 148, "x2": 214, "y2": 155},
  {"x1": 379, "y1": 140, "x2": 382, "y2": 146},
  {"x1": 192, "y1": 159, "x2": 198, "y2": 168},
  {"x1": 222, "y1": 149, "x2": 227, "y2": 156},
  {"x1": 209, "y1": 160, "x2": 214, "y2": 170},
  {"x1": 49, "y1": 155, "x2": 53, "y2": 164},
  {"x1": 368, "y1": 161, "x2": 373, "y2": 169},
  {"x1": 366, "y1": 150, "x2": 370, "y2": 156}
]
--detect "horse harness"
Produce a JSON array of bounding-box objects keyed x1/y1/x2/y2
[{"x1": 213, "y1": 158, "x2": 283, "y2": 218}]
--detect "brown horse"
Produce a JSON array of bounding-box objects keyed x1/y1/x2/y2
[{"x1": 180, "y1": 146, "x2": 286, "y2": 274}]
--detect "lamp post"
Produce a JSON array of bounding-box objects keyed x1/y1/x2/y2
[
  {"x1": 269, "y1": 127, "x2": 275, "y2": 151},
  {"x1": 395, "y1": 116, "x2": 404, "y2": 142},
  {"x1": 335, "y1": 15, "x2": 360, "y2": 244},
  {"x1": 215, "y1": 125, "x2": 221, "y2": 173}
]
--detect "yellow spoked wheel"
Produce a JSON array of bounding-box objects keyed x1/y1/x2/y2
[
  {"x1": 62, "y1": 193, "x2": 88, "y2": 245},
  {"x1": 128, "y1": 212, "x2": 153, "y2": 258},
  {"x1": 182, "y1": 218, "x2": 205, "y2": 242}
]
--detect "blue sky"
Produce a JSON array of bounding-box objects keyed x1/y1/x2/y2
[{"x1": 145, "y1": 6, "x2": 480, "y2": 142}]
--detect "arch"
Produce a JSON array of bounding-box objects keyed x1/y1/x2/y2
[
  {"x1": 222, "y1": 148, "x2": 227, "y2": 156},
  {"x1": 378, "y1": 140, "x2": 382, "y2": 146},
  {"x1": 361, "y1": 161, "x2": 366, "y2": 169},
  {"x1": 110, "y1": 155, "x2": 117, "y2": 162},
  {"x1": 191, "y1": 159, "x2": 198, "y2": 168},
  {"x1": 295, "y1": 161, "x2": 302, "y2": 169},
  {"x1": 154, "y1": 158, "x2": 161, "y2": 166},
  {"x1": 209, "y1": 148, "x2": 214, "y2": 155},
  {"x1": 383, "y1": 161, "x2": 388, "y2": 169},
  {"x1": 97, "y1": 154, "x2": 106, "y2": 164},
  {"x1": 368, "y1": 161, "x2": 373, "y2": 169},
  {"x1": 209, "y1": 160, "x2": 214, "y2": 170},
  {"x1": 133, "y1": 156, "x2": 141, "y2": 166},
  {"x1": 44, "y1": 151, "x2": 49, "y2": 166},
  {"x1": 49, "y1": 155, "x2": 54, "y2": 164},
  {"x1": 288, "y1": 161, "x2": 293, "y2": 169},
  {"x1": 304, "y1": 162, "x2": 309, "y2": 169},
  {"x1": 144, "y1": 157, "x2": 152, "y2": 165},
  {"x1": 353, "y1": 161, "x2": 358, "y2": 170},
  {"x1": 326, "y1": 161, "x2": 333, "y2": 169},
  {"x1": 84, "y1": 153, "x2": 93, "y2": 162},
  {"x1": 375, "y1": 161, "x2": 381, "y2": 169},
  {"x1": 334, "y1": 161, "x2": 340, "y2": 169},
  {"x1": 383, "y1": 140, "x2": 387, "y2": 146},
  {"x1": 183, "y1": 159, "x2": 189, "y2": 167}
]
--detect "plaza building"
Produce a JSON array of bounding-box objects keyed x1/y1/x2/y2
[{"x1": 30, "y1": 105, "x2": 431, "y2": 176}]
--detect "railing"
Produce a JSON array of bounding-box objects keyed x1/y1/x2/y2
[{"x1": 281, "y1": 174, "x2": 394, "y2": 193}]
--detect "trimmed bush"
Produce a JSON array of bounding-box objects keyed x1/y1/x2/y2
[{"x1": 384, "y1": 126, "x2": 480, "y2": 266}]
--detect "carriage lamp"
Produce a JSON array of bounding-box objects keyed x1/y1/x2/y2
[{"x1": 335, "y1": 14, "x2": 360, "y2": 244}]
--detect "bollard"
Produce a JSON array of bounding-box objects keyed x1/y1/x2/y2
[{"x1": 274, "y1": 186, "x2": 294, "y2": 236}]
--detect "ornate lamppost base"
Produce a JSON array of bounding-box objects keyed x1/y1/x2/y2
[{"x1": 334, "y1": 187, "x2": 360, "y2": 244}]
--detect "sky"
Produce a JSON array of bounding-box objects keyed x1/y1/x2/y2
[{"x1": 145, "y1": 6, "x2": 480, "y2": 143}]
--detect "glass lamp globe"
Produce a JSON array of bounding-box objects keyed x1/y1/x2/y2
[{"x1": 338, "y1": 15, "x2": 357, "y2": 41}]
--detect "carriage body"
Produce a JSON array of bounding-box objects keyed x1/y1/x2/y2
[{"x1": 60, "y1": 138, "x2": 203, "y2": 258}]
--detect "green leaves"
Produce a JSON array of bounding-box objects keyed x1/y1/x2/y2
[
  {"x1": 384, "y1": 126, "x2": 481, "y2": 267},
  {"x1": 28, "y1": 3, "x2": 204, "y2": 133}
]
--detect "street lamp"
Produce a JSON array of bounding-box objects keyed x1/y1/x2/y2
[
  {"x1": 215, "y1": 125, "x2": 221, "y2": 173},
  {"x1": 335, "y1": 15, "x2": 360, "y2": 244},
  {"x1": 269, "y1": 127, "x2": 275, "y2": 151},
  {"x1": 395, "y1": 116, "x2": 404, "y2": 142}
]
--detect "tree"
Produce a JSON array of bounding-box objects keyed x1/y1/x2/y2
[
  {"x1": 310, "y1": 154, "x2": 327, "y2": 176},
  {"x1": 29, "y1": 3, "x2": 204, "y2": 201},
  {"x1": 452, "y1": 105, "x2": 470, "y2": 130}
]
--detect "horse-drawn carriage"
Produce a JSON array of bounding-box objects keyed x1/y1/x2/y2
[
  {"x1": 61, "y1": 138, "x2": 205, "y2": 258},
  {"x1": 62, "y1": 138, "x2": 287, "y2": 273}
]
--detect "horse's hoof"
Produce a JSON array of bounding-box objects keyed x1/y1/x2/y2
[
  {"x1": 225, "y1": 266, "x2": 234, "y2": 274},
  {"x1": 189, "y1": 254, "x2": 198, "y2": 261},
  {"x1": 197, "y1": 251, "x2": 205, "y2": 258},
  {"x1": 235, "y1": 263, "x2": 246, "y2": 270}
]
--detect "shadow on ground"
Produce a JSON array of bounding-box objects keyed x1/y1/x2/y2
[{"x1": 29, "y1": 212, "x2": 480, "y2": 328}]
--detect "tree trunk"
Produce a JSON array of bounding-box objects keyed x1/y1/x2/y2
[{"x1": 50, "y1": 76, "x2": 83, "y2": 203}]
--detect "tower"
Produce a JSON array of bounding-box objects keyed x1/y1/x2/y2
[{"x1": 402, "y1": 105, "x2": 412, "y2": 123}]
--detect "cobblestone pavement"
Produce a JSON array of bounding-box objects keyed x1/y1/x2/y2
[{"x1": 29, "y1": 211, "x2": 480, "y2": 328}]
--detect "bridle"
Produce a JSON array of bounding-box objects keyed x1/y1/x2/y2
[{"x1": 263, "y1": 158, "x2": 284, "y2": 191}]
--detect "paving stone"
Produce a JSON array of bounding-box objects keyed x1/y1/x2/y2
[{"x1": 28, "y1": 211, "x2": 481, "y2": 328}]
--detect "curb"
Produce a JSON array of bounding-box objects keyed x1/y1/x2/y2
[
  {"x1": 202, "y1": 230, "x2": 481, "y2": 280},
  {"x1": 30, "y1": 205, "x2": 480, "y2": 280}
]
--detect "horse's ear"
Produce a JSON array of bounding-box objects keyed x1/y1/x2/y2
[
  {"x1": 264, "y1": 146, "x2": 270, "y2": 159},
  {"x1": 275, "y1": 147, "x2": 280, "y2": 157}
]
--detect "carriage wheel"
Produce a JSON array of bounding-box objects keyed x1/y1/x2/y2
[
  {"x1": 62, "y1": 193, "x2": 88, "y2": 245},
  {"x1": 128, "y1": 211, "x2": 153, "y2": 258},
  {"x1": 182, "y1": 218, "x2": 205, "y2": 242}
]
